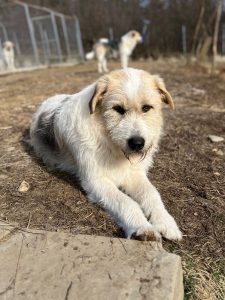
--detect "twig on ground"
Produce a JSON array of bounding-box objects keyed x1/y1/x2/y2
[
  {"x1": 0, "y1": 218, "x2": 44, "y2": 235},
  {"x1": 26, "y1": 212, "x2": 32, "y2": 229}
]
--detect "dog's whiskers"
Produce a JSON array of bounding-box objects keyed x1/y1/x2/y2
[
  {"x1": 123, "y1": 144, "x2": 152, "y2": 164},
  {"x1": 138, "y1": 144, "x2": 152, "y2": 163}
]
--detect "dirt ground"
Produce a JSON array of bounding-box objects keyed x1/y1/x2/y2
[{"x1": 0, "y1": 60, "x2": 224, "y2": 299}]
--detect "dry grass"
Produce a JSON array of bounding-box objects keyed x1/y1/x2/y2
[{"x1": 182, "y1": 253, "x2": 224, "y2": 300}]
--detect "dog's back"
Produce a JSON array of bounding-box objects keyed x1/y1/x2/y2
[
  {"x1": 30, "y1": 95, "x2": 71, "y2": 168},
  {"x1": 30, "y1": 83, "x2": 95, "y2": 171}
]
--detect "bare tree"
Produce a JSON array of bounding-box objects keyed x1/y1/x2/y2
[
  {"x1": 212, "y1": 0, "x2": 223, "y2": 70},
  {"x1": 191, "y1": 0, "x2": 205, "y2": 55}
]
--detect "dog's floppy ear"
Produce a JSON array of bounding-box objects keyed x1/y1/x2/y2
[
  {"x1": 153, "y1": 75, "x2": 174, "y2": 110},
  {"x1": 89, "y1": 77, "x2": 108, "y2": 114}
]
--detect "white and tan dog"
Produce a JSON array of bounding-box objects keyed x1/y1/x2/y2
[
  {"x1": 119, "y1": 30, "x2": 142, "y2": 69},
  {"x1": 30, "y1": 68, "x2": 182, "y2": 241},
  {"x1": 3, "y1": 41, "x2": 15, "y2": 71},
  {"x1": 86, "y1": 38, "x2": 116, "y2": 74}
]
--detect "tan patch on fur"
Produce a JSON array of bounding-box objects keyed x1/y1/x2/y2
[
  {"x1": 4, "y1": 41, "x2": 14, "y2": 48},
  {"x1": 153, "y1": 75, "x2": 175, "y2": 110},
  {"x1": 134, "y1": 230, "x2": 160, "y2": 241},
  {"x1": 128, "y1": 30, "x2": 142, "y2": 43},
  {"x1": 94, "y1": 43, "x2": 108, "y2": 58},
  {"x1": 89, "y1": 78, "x2": 108, "y2": 114},
  {"x1": 89, "y1": 71, "x2": 127, "y2": 114}
]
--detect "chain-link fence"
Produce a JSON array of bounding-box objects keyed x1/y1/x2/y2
[{"x1": 0, "y1": 1, "x2": 84, "y2": 71}]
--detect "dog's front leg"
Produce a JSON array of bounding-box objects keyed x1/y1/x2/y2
[
  {"x1": 124, "y1": 173, "x2": 182, "y2": 241},
  {"x1": 121, "y1": 54, "x2": 129, "y2": 69},
  {"x1": 85, "y1": 178, "x2": 161, "y2": 241}
]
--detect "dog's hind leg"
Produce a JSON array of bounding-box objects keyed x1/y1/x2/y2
[
  {"x1": 120, "y1": 54, "x2": 129, "y2": 69},
  {"x1": 102, "y1": 58, "x2": 109, "y2": 73},
  {"x1": 97, "y1": 59, "x2": 103, "y2": 73},
  {"x1": 85, "y1": 178, "x2": 161, "y2": 241}
]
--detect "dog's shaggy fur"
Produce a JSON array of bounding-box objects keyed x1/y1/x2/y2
[
  {"x1": 3, "y1": 41, "x2": 15, "y2": 71},
  {"x1": 30, "y1": 68, "x2": 182, "y2": 241}
]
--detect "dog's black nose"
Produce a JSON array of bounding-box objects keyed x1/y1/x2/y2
[{"x1": 128, "y1": 136, "x2": 145, "y2": 151}]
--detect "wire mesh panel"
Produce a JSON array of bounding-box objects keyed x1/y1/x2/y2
[
  {"x1": 66, "y1": 18, "x2": 84, "y2": 62},
  {"x1": 0, "y1": 1, "x2": 84, "y2": 71},
  {"x1": 0, "y1": 4, "x2": 32, "y2": 68},
  {"x1": 33, "y1": 14, "x2": 60, "y2": 64}
]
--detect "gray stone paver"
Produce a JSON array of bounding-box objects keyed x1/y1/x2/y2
[{"x1": 0, "y1": 224, "x2": 183, "y2": 300}]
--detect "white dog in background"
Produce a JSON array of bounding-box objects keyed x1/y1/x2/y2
[
  {"x1": 3, "y1": 41, "x2": 15, "y2": 71},
  {"x1": 86, "y1": 30, "x2": 142, "y2": 73},
  {"x1": 30, "y1": 68, "x2": 182, "y2": 241},
  {"x1": 119, "y1": 30, "x2": 142, "y2": 68}
]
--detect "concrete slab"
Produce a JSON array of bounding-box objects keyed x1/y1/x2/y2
[{"x1": 0, "y1": 224, "x2": 183, "y2": 300}]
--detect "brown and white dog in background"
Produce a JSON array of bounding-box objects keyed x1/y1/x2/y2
[
  {"x1": 86, "y1": 38, "x2": 112, "y2": 73},
  {"x1": 86, "y1": 31, "x2": 142, "y2": 73},
  {"x1": 3, "y1": 41, "x2": 15, "y2": 71}
]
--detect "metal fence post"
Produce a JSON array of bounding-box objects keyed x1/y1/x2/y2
[
  {"x1": 50, "y1": 12, "x2": 63, "y2": 63},
  {"x1": 12, "y1": 32, "x2": 22, "y2": 67},
  {"x1": 109, "y1": 27, "x2": 114, "y2": 41},
  {"x1": 61, "y1": 15, "x2": 71, "y2": 59},
  {"x1": 0, "y1": 40, "x2": 3, "y2": 60},
  {"x1": 13, "y1": 32, "x2": 21, "y2": 57},
  {"x1": 43, "y1": 30, "x2": 51, "y2": 63},
  {"x1": 0, "y1": 22, "x2": 9, "y2": 40},
  {"x1": 182, "y1": 25, "x2": 187, "y2": 54},
  {"x1": 75, "y1": 18, "x2": 84, "y2": 61},
  {"x1": 222, "y1": 24, "x2": 225, "y2": 55},
  {"x1": 37, "y1": 22, "x2": 47, "y2": 64},
  {"x1": 23, "y1": 3, "x2": 39, "y2": 65}
]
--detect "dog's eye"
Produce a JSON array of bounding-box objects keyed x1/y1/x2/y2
[
  {"x1": 113, "y1": 105, "x2": 126, "y2": 115},
  {"x1": 142, "y1": 105, "x2": 153, "y2": 113}
]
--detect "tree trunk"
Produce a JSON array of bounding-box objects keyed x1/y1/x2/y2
[
  {"x1": 197, "y1": 36, "x2": 212, "y2": 63},
  {"x1": 191, "y1": 0, "x2": 205, "y2": 55},
  {"x1": 212, "y1": 0, "x2": 223, "y2": 70}
]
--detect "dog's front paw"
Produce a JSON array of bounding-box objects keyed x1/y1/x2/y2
[
  {"x1": 132, "y1": 225, "x2": 161, "y2": 242},
  {"x1": 152, "y1": 214, "x2": 182, "y2": 241}
]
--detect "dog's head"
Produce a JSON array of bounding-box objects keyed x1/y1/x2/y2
[
  {"x1": 3, "y1": 41, "x2": 14, "y2": 51},
  {"x1": 89, "y1": 68, "x2": 174, "y2": 162},
  {"x1": 129, "y1": 30, "x2": 143, "y2": 44}
]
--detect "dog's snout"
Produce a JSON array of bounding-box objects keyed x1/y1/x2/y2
[{"x1": 128, "y1": 136, "x2": 145, "y2": 151}]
